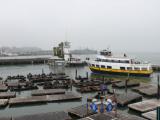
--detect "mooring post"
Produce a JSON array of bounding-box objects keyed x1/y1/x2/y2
[
  {"x1": 86, "y1": 72, "x2": 88, "y2": 79},
  {"x1": 157, "y1": 74, "x2": 160, "y2": 99},
  {"x1": 125, "y1": 79, "x2": 128, "y2": 93},
  {"x1": 75, "y1": 69, "x2": 77, "y2": 79}
]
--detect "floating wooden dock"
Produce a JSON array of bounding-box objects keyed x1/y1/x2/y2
[
  {"x1": 0, "y1": 99, "x2": 8, "y2": 107},
  {"x1": 68, "y1": 104, "x2": 95, "y2": 118},
  {"x1": 128, "y1": 99, "x2": 160, "y2": 113},
  {"x1": 14, "y1": 111, "x2": 71, "y2": 120},
  {"x1": 31, "y1": 89, "x2": 65, "y2": 96},
  {"x1": 113, "y1": 80, "x2": 140, "y2": 88},
  {"x1": 47, "y1": 92, "x2": 82, "y2": 102},
  {"x1": 116, "y1": 92, "x2": 142, "y2": 106},
  {"x1": 9, "y1": 96, "x2": 47, "y2": 106},
  {"x1": 0, "y1": 92, "x2": 16, "y2": 99},
  {"x1": 142, "y1": 110, "x2": 156, "y2": 120},
  {"x1": 79, "y1": 112, "x2": 147, "y2": 120},
  {"x1": 4, "y1": 111, "x2": 71, "y2": 120},
  {"x1": 0, "y1": 84, "x2": 8, "y2": 92},
  {"x1": 132, "y1": 84, "x2": 157, "y2": 97}
]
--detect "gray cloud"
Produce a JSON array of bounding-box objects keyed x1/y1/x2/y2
[{"x1": 0, "y1": 0, "x2": 159, "y2": 52}]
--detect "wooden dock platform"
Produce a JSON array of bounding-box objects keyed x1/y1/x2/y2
[
  {"x1": 31, "y1": 89, "x2": 65, "y2": 96},
  {"x1": 128, "y1": 99, "x2": 160, "y2": 113},
  {"x1": 79, "y1": 112, "x2": 147, "y2": 120},
  {"x1": 47, "y1": 92, "x2": 82, "y2": 102},
  {"x1": 0, "y1": 92, "x2": 16, "y2": 99},
  {"x1": 0, "y1": 99, "x2": 8, "y2": 107},
  {"x1": 116, "y1": 92, "x2": 142, "y2": 106},
  {"x1": 113, "y1": 81, "x2": 140, "y2": 88},
  {"x1": 132, "y1": 84, "x2": 157, "y2": 97},
  {"x1": 14, "y1": 111, "x2": 71, "y2": 120},
  {"x1": 0, "y1": 84, "x2": 8, "y2": 92},
  {"x1": 68, "y1": 104, "x2": 95, "y2": 118},
  {"x1": 9, "y1": 96, "x2": 47, "y2": 106},
  {"x1": 142, "y1": 110, "x2": 156, "y2": 120}
]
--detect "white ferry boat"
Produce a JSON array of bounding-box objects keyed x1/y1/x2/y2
[{"x1": 89, "y1": 50, "x2": 153, "y2": 77}]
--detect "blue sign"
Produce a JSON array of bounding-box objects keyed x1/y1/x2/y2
[{"x1": 106, "y1": 103, "x2": 113, "y2": 112}]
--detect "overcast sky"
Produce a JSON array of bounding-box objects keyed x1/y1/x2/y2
[{"x1": 0, "y1": 0, "x2": 160, "y2": 52}]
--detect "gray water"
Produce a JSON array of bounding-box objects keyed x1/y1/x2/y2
[{"x1": 0, "y1": 53, "x2": 160, "y2": 117}]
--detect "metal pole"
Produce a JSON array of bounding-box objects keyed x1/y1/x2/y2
[
  {"x1": 75, "y1": 69, "x2": 77, "y2": 79},
  {"x1": 157, "y1": 75, "x2": 160, "y2": 99}
]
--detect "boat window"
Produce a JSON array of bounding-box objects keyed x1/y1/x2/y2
[
  {"x1": 127, "y1": 67, "x2": 132, "y2": 70},
  {"x1": 107, "y1": 66, "x2": 112, "y2": 69},
  {"x1": 92, "y1": 64, "x2": 95, "y2": 67},
  {"x1": 141, "y1": 67, "x2": 147, "y2": 71},
  {"x1": 134, "y1": 67, "x2": 140, "y2": 70},
  {"x1": 101, "y1": 65, "x2": 105, "y2": 68},
  {"x1": 96, "y1": 65, "x2": 100, "y2": 68},
  {"x1": 120, "y1": 67, "x2": 125, "y2": 70}
]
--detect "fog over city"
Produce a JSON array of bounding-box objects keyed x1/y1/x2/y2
[{"x1": 0, "y1": 0, "x2": 160, "y2": 52}]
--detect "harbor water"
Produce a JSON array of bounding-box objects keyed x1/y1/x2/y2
[{"x1": 0, "y1": 53, "x2": 160, "y2": 117}]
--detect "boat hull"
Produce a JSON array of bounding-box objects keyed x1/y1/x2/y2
[{"x1": 89, "y1": 67, "x2": 152, "y2": 77}]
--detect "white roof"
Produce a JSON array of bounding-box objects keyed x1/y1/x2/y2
[{"x1": 96, "y1": 55, "x2": 131, "y2": 61}]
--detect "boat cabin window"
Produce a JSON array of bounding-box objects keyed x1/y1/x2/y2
[
  {"x1": 107, "y1": 66, "x2": 112, "y2": 69},
  {"x1": 127, "y1": 67, "x2": 132, "y2": 70},
  {"x1": 141, "y1": 67, "x2": 147, "y2": 71},
  {"x1": 134, "y1": 67, "x2": 140, "y2": 70},
  {"x1": 96, "y1": 65, "x2": 100, "y2": 68},
  {"x1": 92, "y1": 64, "x2": 95, "y2": 67},
  {"x1": 120, "y1": 67, "x2": 125, "y2": 70},
  {"x1": 101, "y1": 65, "x2": 105, "y2": 68}
]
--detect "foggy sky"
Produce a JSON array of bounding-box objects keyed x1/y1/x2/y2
[{"x1": 0, "y1": 0, "x2": 160, "y2": 52}]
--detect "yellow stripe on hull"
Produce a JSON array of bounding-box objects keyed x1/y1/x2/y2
[{"x1": 89, "y1": 66, "x2": 153, "y2": 75}]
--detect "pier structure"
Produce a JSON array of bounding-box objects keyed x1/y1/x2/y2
[{"x1": 0, "y1": 55, "x2": 55, "y2": 65}]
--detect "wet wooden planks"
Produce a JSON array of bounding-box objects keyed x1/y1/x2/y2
[
  {"x1": 113, "y1": 81, "x2": 140, "y2": 88},
  {"x1": 68, "y1": 104, "x2": 95, "y2": 118},
  {"x1": 47, "y1": 92, "x2": 82, "y2": 102},
  {"x1": 132, "y1": 84, "x2": 157, "y2": 97},
  {"x1": 31, "y1": 89, "x2": 65, "y2": 96},
  {"x1": 7, "y1": 111, "x2": 71, "y2": 120},
  {"x1": 128, "y1": 99, "x2": 160, "y2": 113},
  {"x1": 9, "y1": 96, "x2": 47, "y2": 106},
  {"x1": 0, "y1": 99, "x2": 8, "y2": 107},
  {"x1": 0, "y1": 92, "x2": 16, "y2": 99},
  {"x1": 79, "y1": 112, "x2": 147, "y2": 120},
  {"x1": 142, "y1": 110, "x2": 156, "y2": 120},
  {"x1": 0, "y1": 84, "x2": 8, "y2": 92},
  {"x1": 116, "y1": 92, "x2": 142, "y2": 106}
]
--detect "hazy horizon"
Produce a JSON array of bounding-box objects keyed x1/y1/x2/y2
[{"x1": 0, "y1": 0, "x2": 160, "y2": 52}]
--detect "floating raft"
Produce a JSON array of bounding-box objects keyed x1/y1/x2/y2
[
  {"x1": 0, "y1": 99, "x2": 8, "y2": 107},
  {"x1": 0, "y1": 84, "x2": 8, "y2": 92},
  {"x1": 116, "y1": 92, "x2": 142, "y2": 106},
  {"x1": 0, "y1": 92, "x2": 16, "y2": 99},
  {"x1": 47, "y1": 92, "x2": 82, "y2": 102},
  {"x1": 31, "y1": 89, "x2": 65, "y2": 96},
  {"x1": 128, "y1": 99, "x2": 160, "y2": 113},
  {"x1": 14, "y1": 111, "x2": 71, "y2": 120},
  {"x1": 79, "y1": 112, "x2": 146, "y2": 120},
  {"x1": 9, "y1": 96, "x2": 47, "y2": 106},
  {"x1": 113, "y1": 81, "x2": 140, "y2": 88},
  {"x1": 142, "y1": 110, "x2": 156, "y2": 120},
  {"x1": 132, "y1": 84, "x2": 157, "y2": 97},
  {"x1": 68, "y1": 105, "x2": 95, "y2": 118}
]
